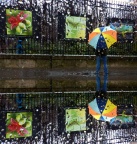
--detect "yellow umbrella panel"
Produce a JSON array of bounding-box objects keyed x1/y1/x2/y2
[
  {"x1": 102, "y1": 99, "x2": 117, "y2": 117},
  {"x1": 102, "y1": 30, "x2": 117, "y2": 48}
]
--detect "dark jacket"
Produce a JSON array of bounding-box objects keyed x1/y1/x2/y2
[{"x1": 95, "y1": 48, "x2": 108, "y2": 56}]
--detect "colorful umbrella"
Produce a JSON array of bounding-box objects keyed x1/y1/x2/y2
[
  {"x1": 88, "y1": 98, "x2": 117, "y2": 122},
  {"x1": 88, "y1": 26, "x2": 117, "y2": 49}
]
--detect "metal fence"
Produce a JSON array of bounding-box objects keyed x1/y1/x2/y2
[
  {"x1": 0, "y1": 91, "x2": 137, "y2": 143},
  {"x1": 1, "y1": 91, "x2": 137, "y2": 110},
  {"x1": 0, "y1": 0, "x2": 137, "y2": 55}
]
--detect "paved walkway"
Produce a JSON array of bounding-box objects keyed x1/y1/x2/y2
[
  {"x1": 0, "y1": 67, "x2": 136, "y2": 80},
  {"x1": 0, "y1": 67, "x2": 136, "y2": 92}
]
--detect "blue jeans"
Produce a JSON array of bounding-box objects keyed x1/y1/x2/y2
[
  {"x1": 96, "y1": 55, "x2": 108, "y2": 74},
  {"x1": 96, "y1": 73, "x2": 108, "y2": 92}
]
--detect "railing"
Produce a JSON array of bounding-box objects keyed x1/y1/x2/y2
[
  {"x1": 1, "y1": 91, "x2": 137, "y2": 110},
  {"x1": 0, "y1": 0, "x2": 137, "y2": 56}
]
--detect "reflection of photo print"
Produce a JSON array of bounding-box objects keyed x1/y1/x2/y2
[
  {"x1": 65, "y1": 108, "x2": 86, "y2": 132},
  {"x1": 6, "y1": 9, "x2": 32, "y2": 36},
  {"x1": 117, "y1": 104, "x2": 134, "y2": 115},
  {"x1": 6, "y1": 112, "x2": 32, "y2": 138},
  {"x1": 66, "y1": 16, "x2": 86, "y2": 39},
  {"x1": 108, "y1": 104, "x2": 135, "y2": 129}
]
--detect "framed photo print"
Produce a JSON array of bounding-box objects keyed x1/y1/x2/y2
[
  {"x1": 58, "y1": 13, "x2": 92, "y2": 41},
  {"x1": 0, "y1": 107, "x2": 41, "y2": 142},
  {"x1": 65, "y1": 108, "x2": 87, "y2": 132},
  {"x1": 6, "y1": 112, "x2": 33, "y2": 138},
  {"x1": 58, "y1": 106, "x2": 93, "y2": 134},
  {"x1": 65, "y1": 16, "x2": 86, "y2": 39},
  {"x1": 6, "y1": 9, "x2": 32, "y2": 36},
  {"x1": 107, "y1": 18, "x2": 135, "y2": 42}
]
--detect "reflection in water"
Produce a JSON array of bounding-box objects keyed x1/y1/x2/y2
[
  {"x1": 0, "y1": 91, "x2": 137, "y2": 143},
  {"x1": 96, "y1": 73, "x2": 108, "y2": 98},
  {"x1": 0, "y1": 65, "x2": 137, "y2": 143},
  {"x1": 88, "y1": 74, "x2": 117, "y2": 123},
  {"x1": 0, "y1": 67, "x2": 137, "y2": 92}
]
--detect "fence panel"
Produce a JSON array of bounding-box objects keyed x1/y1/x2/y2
[{"x1": 0, "y1": 0, "x2": 137, "y2": 55}]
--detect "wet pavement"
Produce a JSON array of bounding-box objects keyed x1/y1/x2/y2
[
  {"x1": 0, "y1": 67, "x2": 136, "y2": 92},
  {"x1": 0, "y1": 67, "x2": 137, "y2": 80}
]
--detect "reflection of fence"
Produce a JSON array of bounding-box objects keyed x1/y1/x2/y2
[
  {"x1": 0, "y1": 92, "x2": 137, "y2": 143},
  {"x1": 1, "y1": 91, "x2": 137, "y2": 111},
  {"x1": 0, "y1": 0, "x2": 137, "y2": 55}
]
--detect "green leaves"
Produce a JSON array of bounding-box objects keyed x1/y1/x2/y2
[
  {"x1": 19, "y1": 22, "x2": 27, "y2": 30},
  {"x1": 16, "y1": 26, "x2": 22, "y2": 34},
  {"x1": 25, "y1": 20, "x2": 31, "y2": 27},
  {"x1": 19, "y1": 118, "x2": 27, "y2": 125},
  {"x1": 25, "y1": 121, "x2": 31, "y2": 128},
  {"x1": 16, "y1": 113, "x2": 22, "y2": 121}
]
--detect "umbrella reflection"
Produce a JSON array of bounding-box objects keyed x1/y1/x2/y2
[{"x1": 88, "y1": 74, "x2": 117, "y2": 122}]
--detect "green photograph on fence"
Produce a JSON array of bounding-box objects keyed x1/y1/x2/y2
[
  {"x1": 6, "y1": 9, "x2": 32, "y2": 36},
  {"x1": 65, "y1": 16, "x2": 86, "y2": 39},
  {"x1": 65, "y1": 108, "x2": 86, "y2": 132},
  {"x1": 6, "y1": 112, "x2": 32, "y2": 138}
]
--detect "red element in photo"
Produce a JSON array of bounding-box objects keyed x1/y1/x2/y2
[
  {"x1": 7, "y1": 11, "x2": 28, "y2": 30},
  {"x1": 7, "y1": 118, "x2": 28, "y2": 136}
]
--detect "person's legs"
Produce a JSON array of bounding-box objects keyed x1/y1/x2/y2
[
  {"x1": 100, "y1": 73, "x2": 108, "y2": 98},
  {"x1": 95, "y1": 74, "x2": 101, "y2": 97},
  {"x1": 102, "y1": 73, "x2": 108, "y2": 92},
  {"x1": 96, "y1": 74, "x2": 101, "y2": 92},
  {"x1": 102, "y1": 55, "x2": 108, "y2": 74},
  {"x1": 96, "y1": 56, "x2": 101, "y2": 73}
]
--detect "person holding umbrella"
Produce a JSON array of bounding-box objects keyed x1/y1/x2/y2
[
  {"x1": 95, "y1": 38, "x2": 108, "y2": 74},
  {"x1": 88, "y1": 25, "x2": 117, "y2": 74}
]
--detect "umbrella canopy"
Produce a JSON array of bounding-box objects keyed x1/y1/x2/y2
[
  {"x1": 88, "y1": 98, "x2": 117, "y2": 122},
  {"x1": 88, "y1": 26, "x2": 117, "y2": 49}
]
